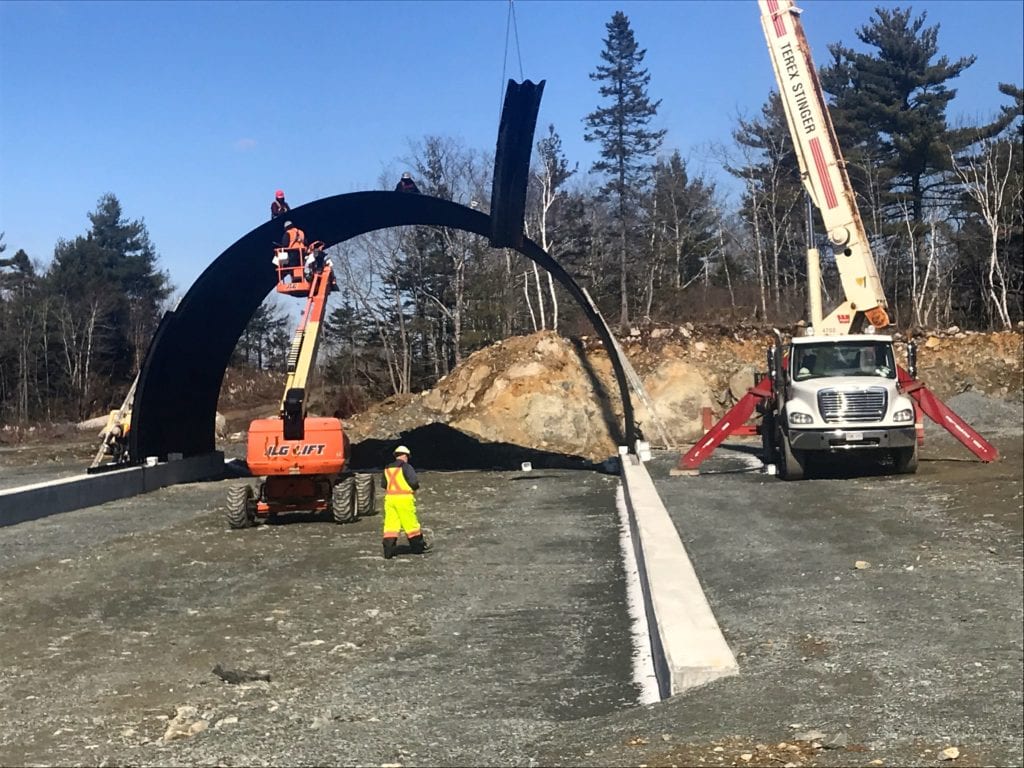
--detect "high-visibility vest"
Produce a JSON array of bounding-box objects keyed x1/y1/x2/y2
[
  {"x1": 286, "y1": 227, "x2": 305, "y2": 250},
  {"x1": 383, "y1": 465, "x2": 414, "y2": 496}
]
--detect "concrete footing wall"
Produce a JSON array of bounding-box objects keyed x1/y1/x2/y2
[
  {"x1": 619, "y1": 453, "x2": 738, "y2": 697},
  {"x1": 0, "y1": 453, "x2": 226, "y2": 527}
]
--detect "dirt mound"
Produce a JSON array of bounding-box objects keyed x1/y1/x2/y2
[
  {"x1": 343, "y1": 327, "x2": 1022, "y2": 462},
  {"x1": 14, "y1": 326, "x2": 1014, "y2": 466},
  {"x1": 345, "y1": 332, "x2": 628, "y2": 460}
]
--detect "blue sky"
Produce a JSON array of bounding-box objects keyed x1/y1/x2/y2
[{"x1": 2, "y1": 0, "x2": 1021, "y2": 297}]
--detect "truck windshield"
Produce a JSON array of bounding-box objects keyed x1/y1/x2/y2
[{"x1": 792, "y1": 341, "x2": 896, "y2": 381}]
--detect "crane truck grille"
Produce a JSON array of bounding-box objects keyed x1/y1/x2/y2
[{"x1": 817, "y1": 387, "x2": 888, "y2": 423}]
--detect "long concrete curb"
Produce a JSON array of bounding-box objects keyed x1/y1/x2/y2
[
  {"x1": 620, "y1": 453, "x2": 738, "y2": 697},
  {"x1": 0, "y1": 452, "x2": 226, "y2": 527}
]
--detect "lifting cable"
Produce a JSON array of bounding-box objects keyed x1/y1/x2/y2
[{"x1": 498, "y1": 0, "x2": 525, "y2": 119}]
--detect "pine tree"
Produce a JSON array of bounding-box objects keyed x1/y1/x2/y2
[
  {"x1": 234, "y1": 302, "x2": 290, "y2": 370},
  {"x1": 651, "y1": 151, "x2": 719, "y2": 292},
  {"x1": 821, "y1": 8, "x2": 976, "y2": 223},
  {"x1": 45, "y1": 194, "x2": 172, "y2": 416},
  {"x1": 584, "y1": 11, "x2": 666, "y2": 328}
]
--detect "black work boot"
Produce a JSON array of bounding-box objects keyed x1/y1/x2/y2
[
  {"x1": 382, "y1": 539, "x2": 396, "y2": 560},
  {"x1": 409, "y1": 535, "x2": 431, "y2": 555}
]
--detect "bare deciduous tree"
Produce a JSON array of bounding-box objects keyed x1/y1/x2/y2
[{"x1": 953, "y1": 140, "x2": 1016, "y2": 329}]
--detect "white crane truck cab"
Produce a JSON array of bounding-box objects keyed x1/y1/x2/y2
[{"x1": 767, "y1": 333, "x2": 919, "y2": 480}]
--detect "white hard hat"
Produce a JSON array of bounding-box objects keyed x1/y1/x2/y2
[{"x1": 394, "y1": 445, "x2": 411, "y2": 456}]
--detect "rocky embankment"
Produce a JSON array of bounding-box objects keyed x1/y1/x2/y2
[
  {"x1": 343, "y1": 326, "x2": 1024, "y2": 462},
  {"x1": 10, "y1": 325, "x2": 1014, "y2": 466}
]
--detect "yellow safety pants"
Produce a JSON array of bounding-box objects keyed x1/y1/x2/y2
[{"x1": 383, "y1": 494, "x2": 421, "y2": 540}]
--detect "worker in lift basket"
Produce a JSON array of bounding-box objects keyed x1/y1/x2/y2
[
  {"x1": 279, "y1": 220, "x2": 306, "y2": 269},
  {"x1": 381, "y1": 445, "x2": 430, "y2": 559}
]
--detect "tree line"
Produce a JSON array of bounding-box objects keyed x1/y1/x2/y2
[{"x1": 1, "y1": 7, "x2": 1020, "y2": 424}]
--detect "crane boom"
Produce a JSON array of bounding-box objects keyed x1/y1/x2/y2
[{"x1": 757, "y1": 0, "x2": 889, "y2": 335}]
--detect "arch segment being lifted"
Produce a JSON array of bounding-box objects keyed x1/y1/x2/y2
[{"x1": 130, "y1": 191, "x2": 637, "y2": 463}]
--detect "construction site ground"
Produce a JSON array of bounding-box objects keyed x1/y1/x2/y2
[{"x1": 1, "y1": 392, "x2": 1021, "y2": 767}]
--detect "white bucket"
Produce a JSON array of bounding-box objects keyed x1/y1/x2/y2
[{"x1": 520, "y1": 461, "x2": 532, "y2": 472}]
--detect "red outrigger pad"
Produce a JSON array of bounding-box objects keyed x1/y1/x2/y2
[{"x1": 678, "y1": 368, "x2": 999, "y2": 471}]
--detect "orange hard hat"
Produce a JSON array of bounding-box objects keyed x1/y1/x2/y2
[{"x1": 275, "y1": 189, "x2": 285, "y2": 199}]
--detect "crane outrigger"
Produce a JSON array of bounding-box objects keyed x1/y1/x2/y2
[{"x1": 678, "y1": 0, "x2": 998, "y2": 478}]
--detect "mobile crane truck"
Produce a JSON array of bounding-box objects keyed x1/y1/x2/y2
[
  {"x1": 678, "y1": 0, "x2": 998, "y2": 479},
  {"x1": 226, "y1": 243, "x2": 376, "y2": 527}
]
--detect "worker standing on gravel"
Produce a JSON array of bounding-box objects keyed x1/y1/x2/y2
[{"x1": 381, "y1": 445, "x2": 430, "y2": 559}]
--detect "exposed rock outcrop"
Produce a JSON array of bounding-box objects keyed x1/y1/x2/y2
[{"x1": 344, "y1": 328, "x2": 1022, "y2": 462}]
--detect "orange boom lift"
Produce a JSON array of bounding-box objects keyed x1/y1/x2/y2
[{"x1": 226, "y1": 243, "x2": 375, "y2": 527}]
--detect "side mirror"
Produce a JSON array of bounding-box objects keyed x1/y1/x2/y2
[
  {"x1": 907, "y1": 341, "x2": 918, "y2": 380},
  {"x1": 766, "y1": 346, "x2": 777, "y2": 382}
]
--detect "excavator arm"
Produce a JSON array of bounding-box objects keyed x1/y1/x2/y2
[{"x1": 758, "y1": 0, "x2": 889, "y2": 335}]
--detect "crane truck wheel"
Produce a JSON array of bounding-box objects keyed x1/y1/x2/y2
[
  {"x1": 226, "y1": 484, "x2": 257, "y2": 529},
  {"x1": 331, "y1": 476, "x2": 357, "y2": 524},
  {"x1": 355, "y1": 474, "x2": 377, "y2": 516},
  {"x1": 777, "y1": 428, "x2": 806, "y2": 481},
  {"x1": 891, "y1": 443, "x2": 919, "y2": 474}
]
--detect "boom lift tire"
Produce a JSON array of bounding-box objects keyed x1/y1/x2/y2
[
  {"x1": 355, "y1": 474, "x2": 377, "y2": 517},
  {"x1": 331, "y1": 476, "x2": 357, "y2": 524},
  {"x1": 891, "y1": 443, "x2": 919, "y2": 475},
  {"x1": 777, "y1": 428, "x2": 806, "y2": 481},
  {"x1": 226, "y1": 484, "x2": 257, "y2": 529}
]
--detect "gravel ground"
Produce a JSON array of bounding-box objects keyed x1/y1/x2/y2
[
  {"x1": 1, "y1": 400, "x2": 1021, "y2": 767},
  {"x1": 0, "y1": 462, "x2": 634, "y2": 767},
  {"x1": 532, "y1": 419, "x2": 1023, "y2": 768}
]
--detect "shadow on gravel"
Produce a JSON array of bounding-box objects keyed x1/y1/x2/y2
[
  {"x1": 805, "y1": 452, "x2": 901, "y2": 479},
  {"x1": 348, "y1": 422, "x2": 611, "y2": 473},
  {"x1": 506, "y1": 474, "x2": 563, "y2": 482},
  {"x1": 719, "y1": 442, "x2": 763, "y2": 458},
  {"x1": 262, "y1": 510, "x2": 331, "y2": 525}
]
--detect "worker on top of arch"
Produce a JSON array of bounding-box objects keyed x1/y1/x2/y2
[
  {"x1": 394, "y1": 172, "x2": 420, "y2": 194},
  {"x1": 271, "y1": 189, "x2": 290, "y2": 219}
]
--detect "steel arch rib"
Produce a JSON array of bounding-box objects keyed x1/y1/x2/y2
[{"x1": 131, "y1": 192, "x2": 635, "y2": 462}]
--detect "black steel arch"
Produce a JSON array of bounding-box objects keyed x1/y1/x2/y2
[{"x1": 131, "y1": 192, "x2": 635, "y2": 461}]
